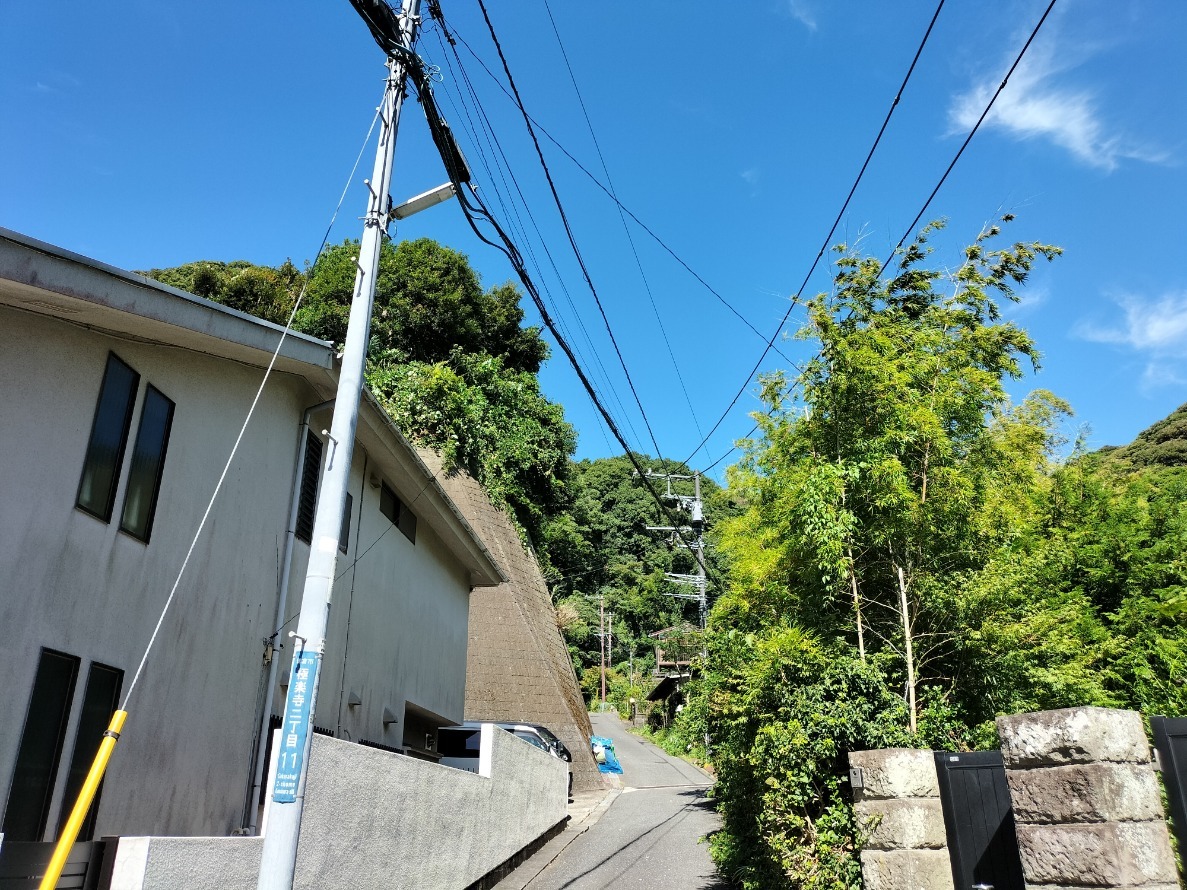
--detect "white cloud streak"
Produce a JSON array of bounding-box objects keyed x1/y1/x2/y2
[
  {"x1": 949, "y1": 40, "x2": 1165, "y2": 171},
  {"x1": 786, "y1": 0, "x2": 817, "y2": 31},
  {"x1": 1076, "y1": 291, "x2": 1187, "y2": 387}
]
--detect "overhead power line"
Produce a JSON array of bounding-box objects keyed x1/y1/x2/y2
[
  {"x1": 426, "y1": 22, "x2": 646, "y2": 451},
  {"x1": 471, "y1": 0, "x2": 668, "y2": 464},
  {"x1": 542, "y1": 0, "x2": 704, "y2": 440},
  {"x1": 681, "y1": 0, "x2": 948, "y2": 466},
  {"x1": 882, "y1": 0, "x2": 1058, "y2": 270},
  {"x1": 446, "y1": 25, "x2": 800, "y2": 370},
  {"x1": 411, "y1": 11, "x2": 716, "y2": 584}
]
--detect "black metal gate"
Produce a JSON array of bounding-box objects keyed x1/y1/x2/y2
[
  {"x1": 934, "y1": 751, "x2": 1024, "y2": 890},
  {"x1": 1151, "y1": 716, "x2": 1187, "y2": 854},
  {"x1": 0, "y1": 840, "x2": 110, "y2": 890}
]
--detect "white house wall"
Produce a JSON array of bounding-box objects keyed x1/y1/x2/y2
[
  {"x1": 0, "y1": 304, "x2": 307, "y2": 838},
  {"x1": 282, "y1": 432, "x2": 474, "y2": 748},
  {"x1": 1, "y1": 298, "x2": 486, "y2": 841}
]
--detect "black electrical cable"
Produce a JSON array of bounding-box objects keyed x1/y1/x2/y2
[
  {"x1": 681, "y1": 0, "x2": 948, "y2": 466},
  {"x1": 427, "y1": 22, "x2": 644, "y2": 449},
  {"x1": 881, "y1": 0, "x2": 1058, "y2": 272},
  {"x1": 448, "y1": 26, "x2": 799, "y2": 371},
  {"x1": 472, "y1": 0, "x2": 667, "y2": 466},
  {"x1": 542, "y1": 0, "x2": 704, "y2": 440},
  {"x1": 701, "y1": 422, "x2": 761, "y2": 475},
  {"x1": 406, "y1": 57, "x2": 715, "y2": 584}
]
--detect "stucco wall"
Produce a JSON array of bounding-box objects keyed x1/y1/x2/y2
[
  {"x1": 283, "y1": 425, "x2": 475, "y2": 748},
  {"x1": 0, "y1": 306, "x2": 307, "y2": 838},
  {"x1": 1, "y1": 303, "x2": 480, "y2": 839},
  {"x1": 108, "y1": 726, "x2": 567, "y2": 889}
]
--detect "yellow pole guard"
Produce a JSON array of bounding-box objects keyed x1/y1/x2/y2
[{"x1": 38, "y1": 710, "x2": 128, "y2": 890}]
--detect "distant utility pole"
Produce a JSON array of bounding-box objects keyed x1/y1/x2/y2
[
  {"x1": 645, "y1": 471, "x2": 708, "y2": 640},
  {"x1": 256, "y1": 2, "x2": 423, "y2": 887},
  {"x1": 600, "y1": 598, "x2": 607, "y2": 710},
  {"x1": 645, "y1": 471, "x2": 711, "y2": 755},
  {"x1": 585, "y1": 591, "x2": 608, "y2": 712}
]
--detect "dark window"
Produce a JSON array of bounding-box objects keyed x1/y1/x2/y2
[
  {"x1": 76, "y1": 354, "x2": 139, "y2": 521},
  {"x1": 339, "y1": 492, "x2": 353, "y2": 554},
  {"x1": 295, "y1": 432, "x2": 323, "y2": 544},
  {"x1": 120, "y1": 385, "x2": 174, "y2": 542},
  {"x1": 379, "y1": 481, "x2": 416, "y2": 544},
  {"x1": 57, "y1": 663, "x2": 123, "y2": 841},
  {"x1": 2, "y1": 649, "x2": 80, "y2": 841}
]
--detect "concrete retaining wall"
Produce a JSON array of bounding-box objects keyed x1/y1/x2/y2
[
  {"x1": 107, "y1": 725, "x2": 567, "y2": 889},
  {"x1": 997, "y1": 707, "x2": 1177, "y2": 890},
  {"x1": 848, "y1": 748, "x2": 954, "y2": 890}
]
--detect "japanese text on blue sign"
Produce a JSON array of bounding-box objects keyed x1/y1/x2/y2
[{"x1": 272, "y1": 650, "x2": 319, "y2": 803}]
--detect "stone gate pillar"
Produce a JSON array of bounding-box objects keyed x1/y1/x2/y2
[
  {"x1": 848, "y1": 748, "x2": 954, "y2": 890},
  {"x1": 997, "y1": 707, "x2": 1177, "y2": 890}
]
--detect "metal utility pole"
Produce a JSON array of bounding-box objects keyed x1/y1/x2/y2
[
  {"x1": 644, "y1": 471, "x2": 708, "y2": 639},
  {"x1": 645, "y1": 471, "x2": 711, "y2": 755},
  {"x1": 599, "y1": 595, "x2": 607, "y2": 711},
  {"x1": 256, "y1": 2, "x2": 421, "y2": 886}
]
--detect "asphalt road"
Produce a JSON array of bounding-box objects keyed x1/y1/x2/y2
[{"x1": 517, "y1": 713, "x2": 724, "y2": 890}]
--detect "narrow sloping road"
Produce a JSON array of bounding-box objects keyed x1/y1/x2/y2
[{"x1": 514, "y1": 713, "x2": 724, "y2": 890}]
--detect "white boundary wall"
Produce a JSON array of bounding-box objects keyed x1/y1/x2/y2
[{"x1": 107, "y1": 725, "x2": 567, "y2": 889}]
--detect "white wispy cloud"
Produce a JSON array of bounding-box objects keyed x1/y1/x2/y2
[
  {"x1": 786, "y1": 0, "x2": 817, "y2": 31},
  {"x1": 949, "y1": 39, "x2": 1165, "y2": 171},
  {"x1": 1076, "y1": 291, "x2": 1187, "y2": 387}
]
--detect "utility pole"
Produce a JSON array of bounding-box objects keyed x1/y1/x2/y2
[
  {"x1": 599, "y1": 595, "x2": 606, "y2": 711},
  {"x1": 644, "y1": 470, "x2": 710, "y2": 755},
  {"x1": 256, "y1": 2, "x2": 421, "y2": 887},
  {"x1": 644, "y1": 471, "x2": 708, "y2": 640}
]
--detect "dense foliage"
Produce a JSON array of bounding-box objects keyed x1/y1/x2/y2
[
  {"x1": 671, "y1": 220, "x2": 1187, "y2": 889},
  {"x1": 545, "y1": 454, "x2": 729, "y2": 692},
  {"x1": 143, "y1": 238, "x2": 573, "y2": 552}
]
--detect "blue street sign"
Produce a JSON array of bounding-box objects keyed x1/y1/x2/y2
[{"x1": 272, "y1": 649, "x2": 319, "y2": 803}]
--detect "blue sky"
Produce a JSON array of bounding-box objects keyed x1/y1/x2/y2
[{"x1": 3, "y1": 0, "x2": 1185, "y2": 480}]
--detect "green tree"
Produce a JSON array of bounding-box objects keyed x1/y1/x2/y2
[
  {"x1": 140, "y1": 259, "x2": 301, "y2": 324},
  {"x1": 704, "y1": 219, "x2": 1068, "y2": 887},
  {"x1": 721, "y1": 218, "x2": 1063, "y2": 731},
  {"x1": 145, "y1": 239, "x2": 574, "y2": 557},
  {"x1": 368, "y1": 351, "x2": 575, "y2": 551},
  {"x1": 298, "y1": 237, "x2": 548, "y2": 373},
  {"x1": 544, "y1": 455, "x2": 728, "y2": 681}
]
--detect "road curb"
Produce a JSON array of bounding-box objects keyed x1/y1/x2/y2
[{"x1": 494, "y1": 788, "x2": 621, "y2": 889}]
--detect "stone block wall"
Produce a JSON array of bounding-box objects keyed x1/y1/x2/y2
[
  {"x1": 848, "y1": 748, "x2": 954, "y2": 890},
  {"x1": 997, "y1": 707, "x2": 1178, "y2": 890}
]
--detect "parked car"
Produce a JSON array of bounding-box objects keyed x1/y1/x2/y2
[{"x1": 461, "y1": 721, "x2": 574, "y2": 796}]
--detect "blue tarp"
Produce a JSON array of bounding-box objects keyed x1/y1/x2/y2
[{"x1": 591, "y1": 735, "x2": 623, "y2": 774}]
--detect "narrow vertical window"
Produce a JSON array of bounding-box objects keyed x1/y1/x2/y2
[
  {"x1": 57, "y1": 663, "x2": 123, "y2": 841},
  {"x1": 379, "y1": 481, "x2": 416, "y2": 544},
  {"x1": 76, "y1": 353, "x2": 139, "y2": 521},
  {"x1": 339, "y1": 492, "x2": 353, "y2": 554},
  {"x1": 119, "y1": 385, "x2": 174, "y2": 542},
  {"x1": 295, "y1": 431, "x2": 323, "y2": 544},
  {"x1": 379, "y1": 481, "x2": 399, "y2": 525},
  {"x1": 2, "y1": 649, "x2": 80, "y2": 841}
]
